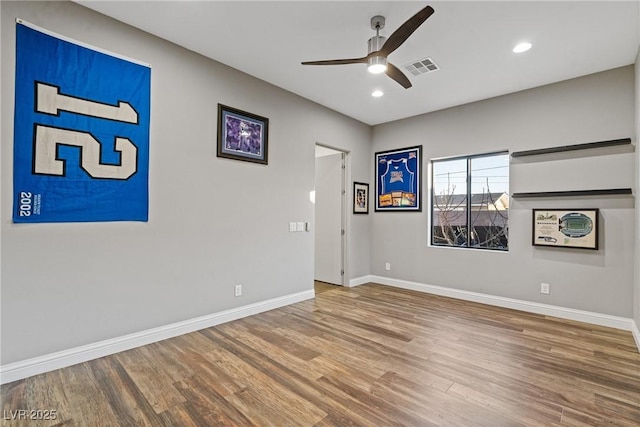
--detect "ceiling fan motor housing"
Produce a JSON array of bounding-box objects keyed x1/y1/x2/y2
[{"x1": 367, "y1": 35, "x2": 386, "y2": 54}]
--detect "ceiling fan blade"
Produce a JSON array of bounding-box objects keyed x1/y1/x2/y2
[
  {"x1": 379, "y1": 5, "x2": 435, "y2": 57},
  {"x1": 386, "y1": 63, "x2": 412, "y2": 89},
  {"x1": 301, "y1": 57, "x2": 368, "y2": 66}
]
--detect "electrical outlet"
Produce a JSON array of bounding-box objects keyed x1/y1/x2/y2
[
  {"x1": 234, "y1": 284, "x2": 242, "y2": 297},
  {"x1": 385, "y1": 262, "x2": 391, "y2": 271},
  {"x1": 540, "y1": 283, "x2": 550, "y2": 295}
]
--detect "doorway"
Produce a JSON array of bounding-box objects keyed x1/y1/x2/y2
[{"x1": 314, "y1": 144, "x2": 347, "y2": 286}]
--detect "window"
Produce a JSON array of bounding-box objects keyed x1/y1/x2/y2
[{"x1": 431, "y1": 152, "x2": 509, "y2": 250}]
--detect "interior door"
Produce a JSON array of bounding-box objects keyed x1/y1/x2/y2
[{"x1": 314, "y1": 151, "x2": 344, "y2": 285}]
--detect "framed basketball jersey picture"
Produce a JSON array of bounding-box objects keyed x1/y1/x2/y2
[{"x1": 375, "y1": 145, "x2": 422, "y2": 212}]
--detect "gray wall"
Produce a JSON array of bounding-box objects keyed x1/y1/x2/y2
[
  {"x1": 371, "y1": 66, "x2": 636, "y2": 317},
  {"x1": 0, "y1": 1, "x2": 371, "y2": 364}
]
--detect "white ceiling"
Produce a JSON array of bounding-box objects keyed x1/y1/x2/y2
[{"x1": 78, "y1": 1, "x2": 640, "y2": 126}]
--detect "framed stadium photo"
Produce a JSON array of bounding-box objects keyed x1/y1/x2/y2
[
  {"x1": 375, "y1": 146, "x2": 422, "y2": 212},
  {"x1": 217, "y1": 104, "x2": 269, "y2": 164},
  {"x1": 532, "y1": 209, "x2": 599, "y2": 250},
  {"x1": 353, "y1": 182, "x2": 369, "y2": 214}
]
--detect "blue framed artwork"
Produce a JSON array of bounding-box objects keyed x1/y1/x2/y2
[
  {"x1": 375, "y1": 145, "x2": 422, "y2": 212},
  {"x1": 13, "y1": 20, "x2": 151, "y2": 223},
  {"x1": 217, "y1": 104, "x2": 269, "y2": 165}
]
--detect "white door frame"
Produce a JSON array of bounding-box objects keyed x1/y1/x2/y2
[{"x1": 314, "y1": 143, "x2": 349, "y2": 285}]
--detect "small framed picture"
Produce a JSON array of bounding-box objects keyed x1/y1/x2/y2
[
  {"x1": 353, "y1": 182, "x2": 369, "y2": 214},
  {"x1": 532, "y1": 208, "x2": 599, "y2": 250},
  {"x1": 217, "y1": 104, "x2": 269, "y2": 164}
]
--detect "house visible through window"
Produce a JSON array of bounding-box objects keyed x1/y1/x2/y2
[{"x1": 431, "y1": 152, "x2": 509, "y2": 250}]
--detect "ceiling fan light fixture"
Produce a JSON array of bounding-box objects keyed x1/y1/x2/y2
[{"x1": 368, "y1": 56, "x2": 387, "y2": 74}]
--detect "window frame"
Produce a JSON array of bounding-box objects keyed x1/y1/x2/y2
[{"x1": 430, "y1": 150, "x2": 509, "y2": 251}]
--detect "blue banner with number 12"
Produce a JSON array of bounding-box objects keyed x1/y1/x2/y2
[{"x1": 13, "y1": 21, "x2": 151, "y2": 223}]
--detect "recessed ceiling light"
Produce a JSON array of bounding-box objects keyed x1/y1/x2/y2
[
  {"x1": 371, "y1": 90, "x2": 384, "y2": 97},
  {"x1": 513, "y1": 42, "x2": 532, "y2": 53}
]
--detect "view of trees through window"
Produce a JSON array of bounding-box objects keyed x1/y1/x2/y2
[{"x1": 431, "y1": 152, "x2": 509, "y2": 250}]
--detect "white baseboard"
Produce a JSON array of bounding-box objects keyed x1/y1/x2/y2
[
  {"x1": 0, "y1": 290, "x2": 315, "y2": 385},
  {"x1": 632, "y1": 320, "x2": 640, "y2": 352},
  {"x1": 348, "y1": 275, "x2": 374, "y2": 287},
  {"x1": 368, "y1": 275, "x2": 636, "y2": 334}
]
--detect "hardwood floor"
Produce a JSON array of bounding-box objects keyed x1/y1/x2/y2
[
  {"x1": 2, "y1": 283, "x2": 639, "y2": 426},
  {"x1": 314, "y1": 280, "x2": 341, "y2": 294}
]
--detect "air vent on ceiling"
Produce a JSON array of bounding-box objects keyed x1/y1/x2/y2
[{"x1": 404, "y1": 57, "x2": 439, "y2": 76}]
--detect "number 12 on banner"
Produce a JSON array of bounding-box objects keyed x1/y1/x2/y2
[{"x1": 34, "y1": 82, "x2": 138, "y2": 180}]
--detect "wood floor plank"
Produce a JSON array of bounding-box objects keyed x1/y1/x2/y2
[
  {"x1": 114, "y1": 348, "x2": 186, "y2": 414},
  {"x1": 369, "y1": 370, "x2": 521, "y2": 426},
  {"x1": 87, "y1": 356, "x2": 166, "y2": 427},
  {"x1": 20, "y1": 371, "x2": 72, "y2": 427},
  {"x1": 169, "y1": 334, "x2": 245, "y2": 398},
  {"x1": 171, "y1": 376, "x2": 254, "y2": 427},
  {"x1": 56, "y1": 363, "x2": 121, "y2": 427},
  {"x1": 445, "y1": 380, "x2": 563, "y2": 425},
  {"x1": 197, "y1": 329, "x2": 328, "y2": 426},
  {"x1": 237, "y1": 318, "x2": 321, "y2": 361},
  {"x1": 215, "y1": 322, "x2": 330, "y2": 381},
  {"x1": 198, "y1": 329, "x2": 392, "y2": 426},
  {"x1": 1, "y1": 283, "x2": 639, "y2": 426}
]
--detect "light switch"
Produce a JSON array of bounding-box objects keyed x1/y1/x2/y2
[
  {"x1": 289, "y1": 222, "x2": 296, "y2": 232},
  {"x1": 296, "y1": 222, "x2": 305, "y2": 232}
]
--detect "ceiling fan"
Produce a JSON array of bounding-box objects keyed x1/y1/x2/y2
[{"x1": 301, "y1": 5, "x2": 435, "y2": 89}]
